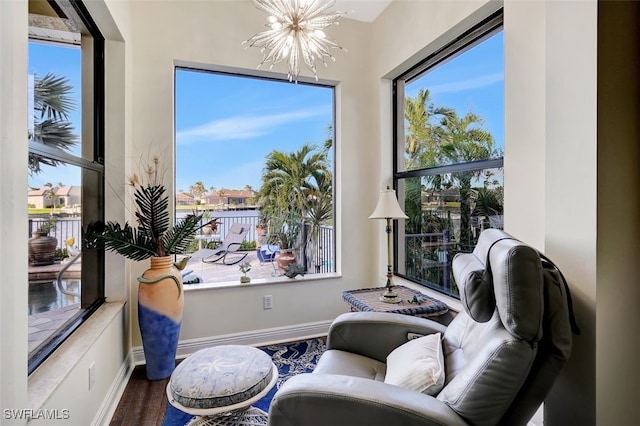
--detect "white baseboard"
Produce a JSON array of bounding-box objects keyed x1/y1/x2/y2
[
  {"x1": 91, "y1": 351, "x2": 135, "y2": 426},
  {"x1": 98, "y1": 320, "x2": 332, "y2": 424},
  {"x1": 132, "y1": 320, "x2": 332, "y2": 364}
]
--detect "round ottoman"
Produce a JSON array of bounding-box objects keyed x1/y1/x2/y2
[{"x1": 166, "y1": 345, "x2": 278, "y2": 425}]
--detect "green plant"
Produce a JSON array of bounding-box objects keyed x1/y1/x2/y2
[
  {"x1": 268, "y1": 210, "x2": 301, "y2": 250},
  {"x1": 29, "y1": 73, "x2": 78, "y2": 174},
  {"x1": 239, "y1": 240, "x2": 257, "y2": 251},
  {"x1": 86, "y1": 157, "x2": 202, "y2": 260},
  {"x1": 37, "y1": 217, "x2": 58, "y2": 235},
  {"x1": 54, "y1": 248, "x2": 69, "y2": 261},
  {"x1": 239, "y1": 261, "x2": 251, "y2": 277}
]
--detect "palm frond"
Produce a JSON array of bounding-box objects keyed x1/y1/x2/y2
[
  {"x1": 32, "y1": 120, "x2": 78, "y2": 148},
  {"x1": 33, "y1": 72, "x2": 76, "y2": 120},
  {"x1": 88, "y1": 221, "x2": 157, "y2": 261},
  {"x1": 163, "y1": 214, "x2": 202, "y2": 255},
  {"x1": 134, "y1": 184, "x2": 170, "y2": 240}
]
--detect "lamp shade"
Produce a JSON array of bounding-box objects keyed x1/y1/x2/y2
[{"x1": 369, "y1": 187, "x2": 409, "y2": 219}]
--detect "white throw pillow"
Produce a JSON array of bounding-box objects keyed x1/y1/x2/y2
[{"x1": 384, "y1": 332, "x2": 445, "y2": 396}]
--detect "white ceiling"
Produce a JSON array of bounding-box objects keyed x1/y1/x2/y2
[{"x1": 335, "y1": 0, "x2": 393, "y2": 22}]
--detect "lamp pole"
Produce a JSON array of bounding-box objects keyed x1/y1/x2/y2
[{"x1": 369, "y1": 186, "x2": 407, "y2": 303}]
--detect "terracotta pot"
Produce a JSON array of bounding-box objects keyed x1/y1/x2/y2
[
  {"x1": 29, "y1": 232, "x2": 58, "y2": 266},
  {"x1": 276, "y1": 249, "x2": 297, "y2": 272},
  {"x1": 202, "y1": 224, "x2": 212, "y2": 235},
  {"x1": 240, "y1": 276, "x2": 251, "y2": 283},
  {"x1": 137, "y1": 256, "x2": 184, "y2": 380}
]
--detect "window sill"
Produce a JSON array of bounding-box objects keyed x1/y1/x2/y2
[
  {"x1": 183, "y1": 272, "x2": 342, "y2": 292},
  {"x1": 28, "y1": 301, "x2": 126, "y2": 411}
]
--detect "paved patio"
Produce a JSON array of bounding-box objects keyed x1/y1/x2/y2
[{"x1": 180, "y1": 249, "x2": 282, "y2": 284}]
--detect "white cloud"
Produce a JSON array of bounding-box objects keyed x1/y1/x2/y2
[
  {"x1": 429, "y1": 72, "x2": 503, "y2": 94},
  {"x1": 177, "y1": 106, "x2": 329, "y2": 145}
]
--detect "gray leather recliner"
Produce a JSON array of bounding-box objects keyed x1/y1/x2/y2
[{"x1": 268, "y1": 229, "x2": 575, "y2": 426}]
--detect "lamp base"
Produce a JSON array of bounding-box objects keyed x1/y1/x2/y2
[{"x1": 379, "y1": 288, "x2": 401, "y2": 304}]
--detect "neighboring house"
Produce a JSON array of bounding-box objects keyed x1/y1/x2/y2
[
  {"x1": 202, "y1": 189, "x2": 255, "y2": 206},
  {"x1": 28, "y1": 186, "x2": 80, "y2": 208},
  {"x1": 175, "y1": 192, "x2": 194, "y2": 206},
  {"x1": 423, "y1": 188, "x2": 460, "y2": 205},
  {"x1": 55, "y1": 185, "x2": 81, "y2": 208},
  {"x1": 27, "y1": 187, "x2": 51, "y2": 208}
]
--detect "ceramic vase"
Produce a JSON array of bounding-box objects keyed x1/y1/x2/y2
[
  {"x1": 28, "y1": 232, "x2": 58, "y2": 266},
  {"x1": 137, "y1": 256, "x2": 184, "y2": 380},
  {"x1": 276, "y1": 249, "x2": 297, "y2": 272}
]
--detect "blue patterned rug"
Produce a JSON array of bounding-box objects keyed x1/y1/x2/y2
[{"x1": 163, "y1": 337, "x2": 326, "y2": 425}]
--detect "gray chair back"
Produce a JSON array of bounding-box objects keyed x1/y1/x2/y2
[{"x1": 440, "y1": 229, "x2": 573, "y2": 425}]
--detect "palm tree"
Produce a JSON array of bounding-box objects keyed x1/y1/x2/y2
[
  {"x1": 437, "y1": 111, "x2": 499, "y2": 249},
  {"x1": 404, "y1": 89, "x2": 453, "y2": 170},
  {"x1": 258, "y1": 143, "x2": 332, "y2": 263},
  {"x1": 260, "y1": 143, "x2": 330, "y2": 216},
  {"x1": 403, "y1": 90, "x2": 452, "y2": 234},
  {"x1": 189, "y1": 181, "x2": 207, "y2": 203},
  {"x1": 29, "y1": 73, "x2": 78, "y2": 174}
]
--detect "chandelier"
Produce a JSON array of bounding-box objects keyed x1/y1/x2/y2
[{"x1": 243, "y1": 0, "x2": 347, "y2": 82}]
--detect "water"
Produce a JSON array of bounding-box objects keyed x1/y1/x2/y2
[{"x1": 28, "y1": 280, "x2": 80, "y2": 314}]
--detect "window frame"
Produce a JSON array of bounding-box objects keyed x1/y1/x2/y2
[
  {"x1": 173, "y1": 65, "x2": 337, "y2": 283},
  {"x1": 27, "y1": 0, "x2": 105, "y2": 374},
  {"x1": 392, "y1": 10, "x2": 504, "y2": 298}
]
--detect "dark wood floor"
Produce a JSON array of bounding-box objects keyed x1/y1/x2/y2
[{"x1": 109, "y1": 365, "x2": 171, "y2": 426}]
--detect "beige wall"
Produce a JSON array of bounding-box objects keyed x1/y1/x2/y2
[
  {"x1": 0, "y1": 0, "x2": 30, "y2": 419},
  {"x1": 372, "y1": 0, "x2": 638, "y2": 424},
  {"x1": 0, "y1": 1, "x2": 131, "y2": 423},
  {"x1": 126, "y1": 0, "x2": 378, "y2": 346},
  {"x1": 3, "y1": 0, "x2": 638, "y2": 424}
]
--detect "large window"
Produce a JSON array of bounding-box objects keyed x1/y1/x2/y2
[
  {"x1": 175, "y1": 68, "x2": 335, "y2": 283},
  {"x1": 27, "y1": 0, "x2": 104, "y2": 373},
  {"x1": 393, "y1": 12, "x2": 504, "y2": 298}
]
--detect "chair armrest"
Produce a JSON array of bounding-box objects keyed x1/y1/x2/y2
[
  {"x1": 327, "y1": 312, "x2": 447, "y2": 362},
  {"x1": 268, "y1": 373, "x2": 467, "y2": 426}
]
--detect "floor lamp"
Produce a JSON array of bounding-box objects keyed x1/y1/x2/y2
[{"x1": 369, "y1": 186, "x2": 408, "y2": 303}]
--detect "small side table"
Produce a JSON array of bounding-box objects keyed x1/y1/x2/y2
[{"x1": 342, "y1": 286, "x2": 448, "y2": 318}]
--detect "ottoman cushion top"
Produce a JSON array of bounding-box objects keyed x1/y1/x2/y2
[{"x1": 168, "y1": 345, "x2": 274, "y2": 410}]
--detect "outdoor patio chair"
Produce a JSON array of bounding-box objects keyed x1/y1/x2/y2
[
  {"x1": 257, "y1": 243, "x2": 280, "y2": 276},
  {"x1": 201, "y1": 223, "x2": 250, "y2": 265}
]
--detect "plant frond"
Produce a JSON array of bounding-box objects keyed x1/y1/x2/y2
[
  {"x1": 163, "y1": 214, "x2": 202, "y2": 255},
  {"x1": 88, "y1": 221, "x2": 157, "y2": 261},
  {"x1": 134, "y1": 184, "x2": 170, "y2": 240},
  {"x1": 33, "y1": 72, "x2": 76, "y2": 120}
]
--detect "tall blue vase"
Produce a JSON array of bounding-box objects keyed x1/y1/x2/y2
[{"x1": 137, "y1": 256, "x2": 184, "y2": 380}]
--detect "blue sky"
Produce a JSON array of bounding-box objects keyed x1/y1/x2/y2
[
  {"x1": 175, "y1": 70, "x2": 333, "y2": 192},
  {"x1": 28, "y1": 31, "x2": 503, "y2": 193},
  {"x1": 28, "y1": 42, "x2": 82, "y2": 189},
  {"x1": 406, "y1": 31, "x2": 504, "y2": 155}
]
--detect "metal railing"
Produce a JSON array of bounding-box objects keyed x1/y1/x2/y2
[
  {"x1": 195, "y1": 214, "x2": 336, "y2": 275},
  {"x1": 29, "y1": 217, "x2": 81, "y2": 251},
  {"x1": 403, "y1": 230, "x2": 457, "y2": 296},
  {"x1": 29, "y1": 214, "x2": 336, "y2": 275}
]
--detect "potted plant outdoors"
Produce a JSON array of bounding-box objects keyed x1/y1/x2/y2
[
  {"x1": 239, "y1": 261, "x2": 251, "y2": 283},
  {"x1": 86, "y1": 158, "x2": 202, "y2": 380},
  {"x1": 29, "y1": 216, "x2": 58, "y2": 266},
  {"x1": 269, "y1": 212, "x2": 302, "y2": 272}
]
